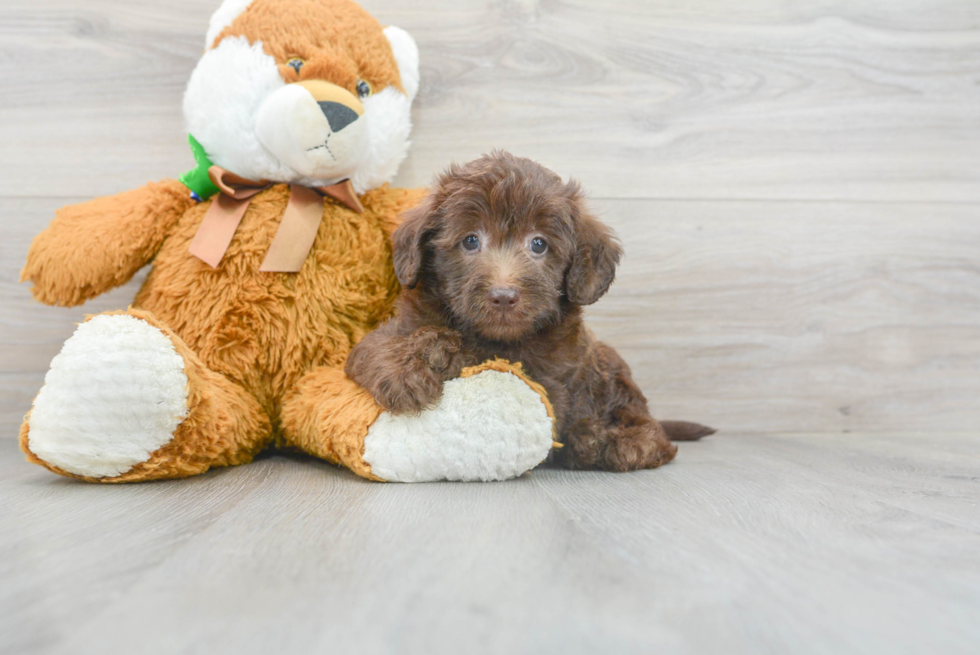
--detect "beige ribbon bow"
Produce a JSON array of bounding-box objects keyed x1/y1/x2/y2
[{"x1": 187, "y1": 166, "x2": 364, "y2": 272}]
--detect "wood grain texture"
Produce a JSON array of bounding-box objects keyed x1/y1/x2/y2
[
  {"x1": 0, "y1": 0, "x2": 977, "y2": 200},
  {"x1": 1, "y1": 436, "x2": 977, "y2": 654}
]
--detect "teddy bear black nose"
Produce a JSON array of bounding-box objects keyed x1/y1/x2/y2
[{"x1": 318, "y1": 101, "x2": 359, "y2": 132}]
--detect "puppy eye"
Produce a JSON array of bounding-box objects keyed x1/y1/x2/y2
[
  {"x1": 462, "y1": 234, "x2": 480, "y2": 251},
  {"x1": 356, "y1": 79, "x2": 372, "y2": 99},
  {"x1": 287, "y1": 58, "x2": 305, "y2": 74},
  {"x1": 530, "y1": 237, "x2": 547, "y2": 254}
]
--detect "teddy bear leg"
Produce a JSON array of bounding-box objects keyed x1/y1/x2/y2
[
  {"x1": 21, "y1": 309, "x2": 271, "y2": 483},
  {"x1": 280, "y1": 361, "x2": 557, "y2": 483},
  {"x1": 280, "y1": 365, "x2": 384, "y2": 481}
]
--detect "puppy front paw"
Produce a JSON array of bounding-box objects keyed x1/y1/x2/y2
[
  {"x1": 411, "y1": 326, "x2": 465, "y2": 378},
  {"x1": 374, "y1": 365, "x2": 445, "y2": 415},
  {"x1": 345, "y1": 325, "x2": 467, "y2": 415}
]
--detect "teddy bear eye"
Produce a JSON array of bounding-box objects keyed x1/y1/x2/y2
[
  {"x1": 530, "y1": 237, "x2": 547, "y2": 254},
  {"x1": 356, "y1": 79, "x2": 372, "y2": 98},
  {"x1": 462, "y1": 234, "x2": 480, "y2": 251},
  {"x1": 287, "y1": 58, "x2": 305, "y2": 74}
]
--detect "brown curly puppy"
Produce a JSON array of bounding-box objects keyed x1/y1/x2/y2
[{"x1": 345, "y1": 151, "x2": 714, "y2": 471}]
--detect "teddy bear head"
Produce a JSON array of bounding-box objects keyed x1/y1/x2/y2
[{"x1": 184, "y1": 0, "x2": 419, "y2": 194}]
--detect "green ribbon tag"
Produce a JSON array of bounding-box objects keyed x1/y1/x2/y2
[{"x1": 178, "y1": 134, "x2": 220, "y2": 201}]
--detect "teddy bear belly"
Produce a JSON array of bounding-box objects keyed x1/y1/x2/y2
[
  {"x1": 132, "y1": 200, "x2": 400, "y2": 418},
  {"x1": 133, "y1": 265, "x2": 397, "y2": 418}
]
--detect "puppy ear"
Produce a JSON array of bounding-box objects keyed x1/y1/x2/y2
[
  {"x1": 392, "y1": 194, "x2": 437, "y2": 289},
  {"x1": 564, "y1": 189, "x2": 623, "y2": 305}
]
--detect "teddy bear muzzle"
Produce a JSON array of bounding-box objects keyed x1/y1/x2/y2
[{"x1": 255, "y1": 79, "x2": 368, "y2": 181}]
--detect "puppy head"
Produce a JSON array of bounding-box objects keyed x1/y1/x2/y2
[
  {"x1": 394, "y1": 151, "x2": 622, "y2": 341},
  {"x1": 183, "y1": 0, "x2": 419, "y2": 192}
]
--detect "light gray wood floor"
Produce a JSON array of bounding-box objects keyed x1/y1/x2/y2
[
  {"x1": 2, "y1": 0, "x2": 979, "y2": 653},
  {"x1": 2, "y1": 435, "x2": 978, "y2": 654}
]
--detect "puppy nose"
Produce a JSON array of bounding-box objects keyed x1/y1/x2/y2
[
  {"x1": 318, "y1": 101, "x2": 359, "y2": 132},
  {"x1": 489, "y1": 286, "x2": 521, "y2": 307}
]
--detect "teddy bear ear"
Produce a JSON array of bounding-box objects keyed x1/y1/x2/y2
[
  {"x1": 384, "y1": 26, "x2": 420, "y2": 101},
  {"x1": 205, "y1": 0, "x2": 254, "y2": 50}
]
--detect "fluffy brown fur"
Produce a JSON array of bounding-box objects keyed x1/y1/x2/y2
[
  {"x1": 346, "y1": 152, "x2": 714, "y2": 472},
  {"x1": 217, "y1": 0, "x2": 404, "y2": 96}
]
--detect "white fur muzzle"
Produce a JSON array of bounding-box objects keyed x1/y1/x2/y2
[{"x1": 255, "y1": 84, "x2": 368, "y2": 182}]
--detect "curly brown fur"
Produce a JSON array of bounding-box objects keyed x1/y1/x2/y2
[{"x1": 346, "y1": 151, "x2": 714, "y2": 471}]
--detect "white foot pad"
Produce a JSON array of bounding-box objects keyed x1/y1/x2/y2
[
  {"x1": 363, "y1": 369, "x2": 555, "y2": 482},
  {"x1": 28, "y1": 314, "x2": 189, "y2": 478}
]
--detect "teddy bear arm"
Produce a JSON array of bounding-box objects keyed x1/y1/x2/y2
[{"x1": 20, "y1": 179, "x2": 194, "y2": 307}]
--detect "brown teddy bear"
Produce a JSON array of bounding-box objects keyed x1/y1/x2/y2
[{"x1": 19, "y1": 0, "x2": 559, "y2": 484}]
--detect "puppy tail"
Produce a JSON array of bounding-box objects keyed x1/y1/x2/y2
[{"x1": 660, "y1": 421, "x2": 716, "y2": 441}]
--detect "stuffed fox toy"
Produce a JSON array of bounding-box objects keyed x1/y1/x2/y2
[{"x1": 19, "y1": 0, "x2": 557, "y2": 483}]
